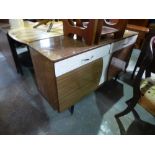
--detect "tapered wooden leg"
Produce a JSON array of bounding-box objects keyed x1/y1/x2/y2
[{"x1": 131, "y1": 65, "x2": 138, "y2": 79}]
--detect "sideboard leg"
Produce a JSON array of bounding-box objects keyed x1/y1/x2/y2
[{"x1": 69, "y1": 106, "x2": 74, "y2": 115}]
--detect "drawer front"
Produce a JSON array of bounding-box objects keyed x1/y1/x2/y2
[
  {"x1": 56, "y1": 58, "x2": 103, "y2": 112},
  {"x1": 110, "y1": 35, "x2": 138, "y2": 53},
  {"x1": 54, "y1": 45, "x2": 110, "y2": 77}
]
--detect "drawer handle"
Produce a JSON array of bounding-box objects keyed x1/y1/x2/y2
[{"x1": 81, "y1": 56, "x2": 94, "y2": 61}]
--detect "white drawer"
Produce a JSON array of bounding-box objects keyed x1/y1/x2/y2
[
  {"x1": 54, "y1": 45, "x2": 110, "y2": 77},
  {"x1": 98, "y1": 54, "x2": 111, "y2": 85},
  {"x1": 110, "y1": 35, "x2": 138, "y2": 53}
]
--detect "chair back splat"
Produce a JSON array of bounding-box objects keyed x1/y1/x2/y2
[
  {"x1": 133, "y1": 36, "x2": 155, "y2": 101},
  {"x1": 115, "y1": 36, "x2": 155, "y2": 118},
  {"x1": 63, "y1": 19, "x2": 128, "y2": 45}
]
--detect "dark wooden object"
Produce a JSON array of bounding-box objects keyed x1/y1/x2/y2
[
  {"x1": 0, "y1": 19, "x2": 9, "y2": 23},
  {"x1": 95, "y1": 19, "x2": 128, "y2": 43},
  {"x1": 131, "y1": 29, "x2": 155, "y2": 79},
  {"x1": 127, "y1": 19, "x2": 149, "y2": 49},
  {"x1": 63, "y1": 19, "x2": 98, "y2": 45},
  {"x1": 63, "y1": 19, "x2": 128, "y2": 45},
  {"x1": 115, "y1": 36, "x2": 155, "y2": 118}
]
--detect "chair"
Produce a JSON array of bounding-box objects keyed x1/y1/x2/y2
[
  {"x1": 62, "y1": 19, "x2": 128, "y2": 45},
  {"x1": 115, "y1": 35, "x2": 155, "y2": 118},
  {"x1": 127, "y1": 19, "x2": 149, "y2": 49},
  {"x1": 131, "y1": 29, "x2": 155, "y2": 79}
]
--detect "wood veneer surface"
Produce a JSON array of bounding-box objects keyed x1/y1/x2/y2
[
  {"x1": 29, "y1": 48, "x2": 59, "y2": 110},
  {"x1": 8, "y1": 21, "x2": 63, "y2": 44},
  {"x1": 29, "y1": 30, "x2": 138, "y2": 63},
  {"x1": 56, "y1": 58, "x2": 103, "y2": 111}
]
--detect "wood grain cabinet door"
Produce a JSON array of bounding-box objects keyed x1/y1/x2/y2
[{"x1": 56, "y1": 58, "x2": 103, "y2": 112}]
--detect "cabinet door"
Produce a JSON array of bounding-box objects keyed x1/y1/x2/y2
[{"x1": 56, "y1": 58, "x2": 103, "y2": 112}]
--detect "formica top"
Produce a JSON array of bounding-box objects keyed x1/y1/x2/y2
[
  {"x1": 8, "y1": 21, "x2": 63, "y2": 44},
  {"x1": 29, "y1": 30, "x2": 138, "y2": 62}
]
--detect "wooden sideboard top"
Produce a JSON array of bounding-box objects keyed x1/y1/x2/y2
[
  {"x1": 1, "y1": 20, "x2": 138, "y2": 63},
  {"x1": 29, "y1": 30, "x2": 138, "y2": 62}
]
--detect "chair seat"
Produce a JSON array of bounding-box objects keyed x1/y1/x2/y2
[{"x1": 140, "y1": 78, "x2": 155, "y2": 115}]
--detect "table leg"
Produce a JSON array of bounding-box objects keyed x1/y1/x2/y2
[{"x1": 7, "y1": 34, "x2": 23, "y2": 75}]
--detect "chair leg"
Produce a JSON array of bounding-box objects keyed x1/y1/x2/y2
[
  {"x1": 145, "y1": 71, "x2": 151, "y2": 78},
  {"x1": 115, "y1": 99, "x2": 137, "y2": 118},
  {"x1": 115, "y1": 117, "x2": 126, "y2": 135},
  {"x1": 132, "y1": 109, "x2": 141, "y2": 120},
  {"x1": 114, "y1": 75, "x2": 119, "y2": 81},
  {"x1": 131, "y1": 65, "x2": 138, "y2": 79}
]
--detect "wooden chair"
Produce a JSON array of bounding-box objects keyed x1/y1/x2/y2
[
  {"x1": 95, "y1": 19, "x2": 128, "y2": 43},
  {"x1": 63, "y1": 19, "x2": 98, "y2": 45},
  {"x1": 115, "y1": 36, "x2": 155, "y2": 118},
  {"x1": 131, "y1": 29, "x2": 155, "y2": 79},
  {"x1": 63, "y1": 19, "x2": 128, "y2": 45},
  {"x1": 127, "y1": 19, "x2": 149, "y2": 49}
]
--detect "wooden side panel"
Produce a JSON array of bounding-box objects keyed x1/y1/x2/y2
[
  {"x1": 29, "y1": 48, "x2": 59, "y2": 110},
  {"x1": 56, "y1": 58, "x2": 103, "y2": 112},
  {"x1": 0, "y1": 30, "x2": 16, "y2": 71},
  {"x1": 107, "y1": 44, "x2": 134, "y2": 80}
]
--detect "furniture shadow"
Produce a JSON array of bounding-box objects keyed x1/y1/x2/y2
[
  {"x1": 115, "y1": 117, "x2": 155, "y2": 135},
  {"x1": 95, "y1": 79, "x2": 124, "y2": 115}
]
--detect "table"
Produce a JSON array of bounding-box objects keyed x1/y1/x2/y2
[
  {"x1": 7, "y1": 21, "x2": 63, "y2": 74},
  {"x1": 29, "y1": 30, "x2": 138, "y2": 112},
  {"x1": 8, "y1": 21, "x2": 63, "y2": 44},
  {"x1": 0, "y1": 22, "x2": 17, "y2": 72},
  {"x1": 1, "y1": 21, "x2": 138, "y2": 112}
]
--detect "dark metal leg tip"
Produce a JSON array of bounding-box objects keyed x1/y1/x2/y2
[{"x1": 69, "y1": 105, "x2": 74, "y2": 115}]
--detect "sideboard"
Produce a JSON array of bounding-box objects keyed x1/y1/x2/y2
[
  {"x1": 0, "y1": 20, "x2": 138, "y2": 112},
  {"x1": 29, "y1": 31, "x2": 138, "y2": 112}
]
